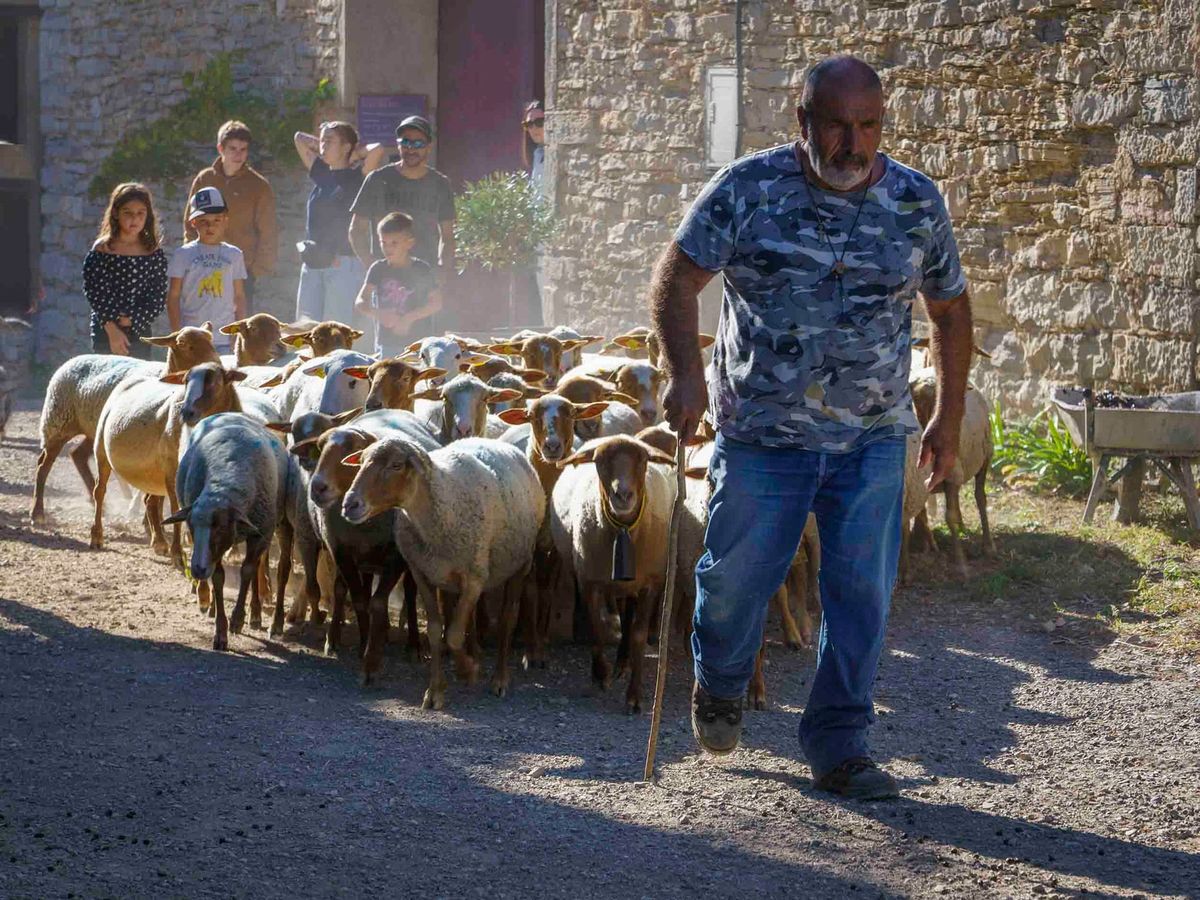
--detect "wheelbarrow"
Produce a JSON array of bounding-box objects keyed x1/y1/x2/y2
[{"x1": 1050, "y1": 387, "x2": 1200, "y2": 531}]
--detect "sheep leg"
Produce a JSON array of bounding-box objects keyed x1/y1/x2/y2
[
  {"x1": 975, "y1": 464, "x2": 997, "y2": 557},
  {"x1": 145, "y1": 494, "x2": 169, "y2": 556},
  {"x1": 414, "y1": 575, "x2": 447, "y2": 710},
  {"x1": 774, "y1": 576, "x2": 805, "y2": 650},
  {"x1": 230, "y1": 541, "x2": 263, "y2": 637},
  {"x1": 623, "y1": 587, "x2": 654, "y2": 715},
  {"x1": 88, "y1": 451, "x2": 112, "y2": 550},
  {"x1": 747, "y1": 642, "x2": 767, "y2": 711},
  {"x1": 790, "y1": 559, "x2": 815, "y2": 647},
  {"x1": 519, "y1": 574, "x2": 545, "y2": 670},
  {"x1": 491, "y1": 572, "x2": 526, "y2": 698},
  {"x1": 312, "y1": 549, "x2": 333, "y2": 625},
  {"x1": 533, "y1": 546, "x2": 559, "y2": 646},
  {"x1": 31, "y1": 437, "x2": 68, "y2": 524},
  {"x1": 164, "y1": 476, "x2": 184, "y2": 570},
  {"x1": 270, "y1": 518, "x2": 293, "y2": 638},
  {"x1": 212, "y1": 559, "x2": 229, "y2": 651},
  {"x1": 585, "y1": 584, "x2": 612, "y2": 691},
  {"x1": 251, "y1": 545, "x2": 270, "y2": 630},
  {"x1": 615, "y1": 595, "x2": 634, "y2": 681},
  {"x1": 197, "y1": 579, "x2": 211, "y2": 616},
  {"x1": 447, "y1": 582, "x2": 482, "y2": 687},
  {"x1": 944, "y1": 485, "x2": 969, "y2": 578},
  {"x1": 401, "y1": 570, "x2": 423, "y2": 660},
  {"x1": 363, "y1": 563, "x2": 403, "y2": 686},
  {"x1": 899, "y1": 518, "x2": 912, "y2": 586},
  {"x1": 325, "y1": 575, "x2": 349, "y2": 656},
  {"x1": 69, "y1": 436, "x2": 97, "y2": 496}
]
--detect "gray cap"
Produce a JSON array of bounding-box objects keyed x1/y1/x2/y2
[{"x1": 395, "y1": 115, "x2": 433, "y2": 140}]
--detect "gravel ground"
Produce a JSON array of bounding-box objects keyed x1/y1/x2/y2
[{"x1": 1, "y1": 400, "x2": 1199, "y2": 899}]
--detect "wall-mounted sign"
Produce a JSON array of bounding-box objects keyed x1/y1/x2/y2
[{"x1": 357, "y1": 94, "x2": 430, "y2": 145}]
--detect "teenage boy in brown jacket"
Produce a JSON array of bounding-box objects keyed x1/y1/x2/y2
[{"x1": 185, "y1": 120, "x2": 277, "y2": 308}]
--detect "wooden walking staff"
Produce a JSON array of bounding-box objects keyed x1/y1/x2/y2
[{"x1": 643, "y1": 437, "x2": 689, "y2": 783}]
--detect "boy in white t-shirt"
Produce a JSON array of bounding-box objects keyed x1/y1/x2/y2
[{"x1": 167, "y1": 187, "x2": 247, "y2": 350}]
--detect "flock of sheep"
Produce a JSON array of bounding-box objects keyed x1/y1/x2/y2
[{"x1": 27, "y1": 315, "x2": 996, "y2": 713}]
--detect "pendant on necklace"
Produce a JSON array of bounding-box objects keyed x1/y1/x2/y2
[{"x1": 832, "y1": 260, "x2": 847, "y2": 277}]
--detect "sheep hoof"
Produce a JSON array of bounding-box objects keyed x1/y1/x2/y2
[
  {"x1": 88, "y1": 531, "x2": 103, "y2": 550},
  {"x1": 323, "y1": 641, "x2": 337, "y2": 657},
  {"x1": 152, "y1": 539, "x2": 169, "y2": 557},
  {"x1": 250, "y1": 616, "x2": 263, "y2": 631},
  {"x1": 490, "y1": 678, "x2": 509, "y2": 698},
  {"x1": 30, "y1": 509, "x2": 46, "y2": 526},
  {"x1": 212, "y1": 634, "x2": 227, "y2": 652},
  {"x1": 625, "y1": 696, "x2": 642, "y2": 715},
  {"x1": 230, "y1": 615, "x2": 245, "y2": 635},
  {"x1": 421, "y1": 688, "x2": 445, "y2": 710},
  {"x1": 747, "y1": 692, "x2": 767, "y2": 711},
  {"x1": 268, "y1": 617, "x2": 284, "y2": 639},
  {"x1": 310, "y1": 609, "x2": 327, "y2": 625}
]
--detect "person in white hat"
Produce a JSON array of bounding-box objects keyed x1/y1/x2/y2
[{"x1": 166, "y1": 187, "x2": 248, "y2": 351}]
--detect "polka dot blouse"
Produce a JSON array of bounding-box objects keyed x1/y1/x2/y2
[{"x1": 83, "y1": 248, "x2": 169, "y2": 335}]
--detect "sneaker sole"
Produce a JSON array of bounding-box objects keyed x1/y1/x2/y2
[{"x1": 691, "y1": 717, "x2": 741, "y2": 757}]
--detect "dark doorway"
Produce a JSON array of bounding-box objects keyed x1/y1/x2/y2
[
  {"x1": 0, "y1": 185, "x2": 32, "y2": 316},
  {"x1": 0, "y1": 17, "x2": 18, "y2": 144},
  {"x1": 436, "y1": 0, "x2": 544, "y2": 334}
]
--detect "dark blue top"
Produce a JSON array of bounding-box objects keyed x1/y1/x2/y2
[{"x1": 306, "y1": 158, "x2": 363, "y2": 257}]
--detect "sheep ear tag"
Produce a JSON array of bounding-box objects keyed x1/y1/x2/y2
[{"x1": 612, "y1": 528, "x2": 636, "y2": 582}]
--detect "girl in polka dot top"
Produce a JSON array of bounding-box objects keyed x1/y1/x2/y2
[{"x1": 83, "y1": 182, "x2": 169, "y2": 359}]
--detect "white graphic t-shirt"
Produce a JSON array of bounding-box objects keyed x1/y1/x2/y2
[{"x1": 168, "y1": 241, "x2": 247, "y2": 347}]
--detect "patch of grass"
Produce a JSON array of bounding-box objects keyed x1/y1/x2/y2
[
  {"x1": 909, "y1": 483, "x2": 1200, "y2": 657},
  {"x1": 990, "y1": 404, "x2": 1093, "y2": 497}
]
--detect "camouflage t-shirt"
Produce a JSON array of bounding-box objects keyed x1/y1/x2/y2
[{"x1": 675, "y1": 145, "x2": 966, "y2": 452}]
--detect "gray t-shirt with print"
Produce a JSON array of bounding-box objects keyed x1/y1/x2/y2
[{"x1": 167, "y1": 240, "x2": 247, "y2": 349}]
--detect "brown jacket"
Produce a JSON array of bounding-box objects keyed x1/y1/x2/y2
[{"x1": 184, "y1": 159, "x2": 278, "y2": 277}]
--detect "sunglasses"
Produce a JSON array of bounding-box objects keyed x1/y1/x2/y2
[
  {"x1": 398, "y1": 137, "x2": 429, "y2": 149},
  {"x1": 524, "y1": 119, "x2": 545, "y2": 128}
]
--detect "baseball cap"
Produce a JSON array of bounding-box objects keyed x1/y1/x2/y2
[
  {"x1": 395, "y1": 115, "x2": 433, "y2": 141},
  {"x1": 187, "y1": 187, "x2": 227, "y2": 221}
]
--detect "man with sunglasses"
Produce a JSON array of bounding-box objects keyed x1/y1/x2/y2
[{"x1": 349, "y1": 115, "x2": 456, "y2": 295}]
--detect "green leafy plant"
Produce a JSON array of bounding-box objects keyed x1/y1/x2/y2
[
  {"x1": 88, "y1": 54, "x2": 334, "y2": 201},
  {"x1": 454, "y1": 171, "x2": 556, "y2": 327},
  {"x1": 454, "y1": 171, "x2": 555, "y2": 270},
  {"x1": 990, "y1": 402, "x2": 1093, "y2": 497}
]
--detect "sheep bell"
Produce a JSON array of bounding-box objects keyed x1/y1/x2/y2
[{"x1": 611, "y1": 527, "x2": 636, "y2": 582}]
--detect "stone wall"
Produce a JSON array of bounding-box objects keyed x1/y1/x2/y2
[
  {"x1": 34, "y1": 0, "x2": 342, "y2": 366},
  {"x1": 544, "y1": 0, "x2": 1200, "y2": 411}
]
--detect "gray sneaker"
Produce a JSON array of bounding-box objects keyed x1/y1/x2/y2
[
  {"x1": 812, "y1": 757, "x2": 899, "y2": 800},
  {"x1": 691, "y1": 681, "x2": 742, "y2": 756}
]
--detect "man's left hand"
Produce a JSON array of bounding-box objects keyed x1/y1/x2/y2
[{"x1": 919, "y1": 415, "x2": 959, "y2": 491}]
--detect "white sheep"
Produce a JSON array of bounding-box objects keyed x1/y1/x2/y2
[
  {"x1": 341, "y1": 437, "x2": 545, "y2": 708},
  {"x1": 163, "y1": 412, "x2": 294, "y2": 649},
  {"x1": 90, "y1": 362, "x2": 249, "y2": 566},
  {"x1": 414, "y1": 373, "x2": 521, "y2": 444},
  {"x1": 549, "y1": 434, "x2": 677, "y2": 713},
  {"x1": 31, "y1": 325, "x2": 222, "y2": 524},
  {"x1": 910, "y1": 370, "x2": 996, "y2": 577},
  {"x1": 547, "y1": 325, "x2": 605, "y2": 373},
  {"x1": 269, "y1": 349, "x2": 376, "y2": 420}
]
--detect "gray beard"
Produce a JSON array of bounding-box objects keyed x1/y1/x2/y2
[{"x1": 803, "y1": 139, "x2": 871, "y2": 192}]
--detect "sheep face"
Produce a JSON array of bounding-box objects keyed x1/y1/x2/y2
[
  {"x1": 634, "y1": 424, "x2": 678, "y2": 458},
  {"x1": 285, "y1": 321, "x2": 363, "y2": 357},
  {"x1": 164, "y1": 362, "x2": 245, "y2": 426},
  {"x1": 489, "y1": 335, "x2": 567, "y2": 388},
  {"x1": 347, "y1": 360, "x2": 445, "y2": 412},
  {"x1": 300, "y1": 352, "x2": 374, "y2": 415},
  {"x1": 308, "y1": 427, "x2": 376, "y2": 510},
  {"x1": 221, "y1": 314, "x2": 287, "y2": 365},
  {"x1": 499, "y1": 395, "x2": 608, "y2": 462},
  {"x1": 144, "y1": 322, "x2": 221, "y2": 372},
  {"x1": 547, "y1": 326, "x2": 605, "y2": 373},
  {"x1": 405, "y1": 336, "x2": 481, "y2": 387},
  {"x1": 432, "y1": 374, "x2": 521, "y2": 442},
  {"x1": 559, "y1": 435, "x2": 676, "y2": 525},
  {"x1": 341, "y1": 437, "x2": 432, "y2": 524},
  {"x1": 557, "y1": 374, "x2": 638, "y2": 441},
  {"x1": 187, "y1": 505, "x2": 241, "y2": 580},
  {"x1": 612, "y1": 362, "x2": 665, "y2": 428},
  {"x1": 277, "y1": 408, "x2": 361, "y2": 471}
]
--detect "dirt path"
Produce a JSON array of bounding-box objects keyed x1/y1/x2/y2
[{"x1": 2, "y1": 401, "x2": 1198, "y2": 899}]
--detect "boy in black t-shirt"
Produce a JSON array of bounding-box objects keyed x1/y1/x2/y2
[{"x1": 355, "y1": 212, "x2": 442, "y2": 358}]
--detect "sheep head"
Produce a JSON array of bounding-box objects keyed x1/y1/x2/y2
[
  {"x1": 144, "y1": 321, "x2": 220, "y2": 372},
  {"x1": 341, "y1": 437, "x2": 434, "y2": 524},
  {"x1": 161, "y1": 362, "x2": 245, "y2": 426},
  {"x1": 345, "y1": 359, "x2": 445, "y2": 412},
  {"x1": 221, "y1": 313, "x2": 287, "y2": 365},
  {"x1": 283, "y1": 320, "x2": 364, "y2": 357},
  {"x1": 499, "y1": 395, "x2": 608, "y2": 463},
  {"x1": 557, "y1": 434, "x2": 675, "y2": 527},
  {"x1": 164, "y1": 500, "x2": 257, "y2": 581}
]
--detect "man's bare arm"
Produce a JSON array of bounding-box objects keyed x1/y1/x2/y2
[
  {"x1": 919, "y1": 288, "x2": 974, "y2": 488},
  {"x1": 349, "y1": 213, "x2": 374, "y2": 267},
  {"x1": 649, "y1": 242, "x2": 716, "y2": 441}
]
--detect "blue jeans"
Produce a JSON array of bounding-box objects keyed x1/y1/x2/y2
[
  {"x1": 692, "y1": 432, "x2": 906, "y2": 776},
  {"x1": 296, "y1": 256, "x2": 372, "y2": 341}
]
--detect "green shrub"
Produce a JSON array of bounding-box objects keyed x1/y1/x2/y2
[
  {"x1": 89, "y1": 54, "x2": 334, "y2": 201},
  {"x1": 453, "y1": 172, "x2": 555, "y2": 272},
  {"x1": 990, "y1": 403, "x2": 1093, "y2": 497}
]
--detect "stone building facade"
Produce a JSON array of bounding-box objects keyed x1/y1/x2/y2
[
  {"x1": 33, "y1": 0, "x2": 341, "y2": 364},
  {"x1": 543, "y1": 0, "x2": 1200, "y2": 411}
]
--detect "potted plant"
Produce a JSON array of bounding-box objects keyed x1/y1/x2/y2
[{"x1": 453, "y1": 171, "x2": 556, "y2": 328}]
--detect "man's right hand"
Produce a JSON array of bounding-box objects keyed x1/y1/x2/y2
[{"x1": 663, "y1": 364, "x2": 708, "y2": 444}]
